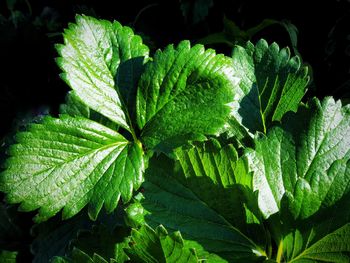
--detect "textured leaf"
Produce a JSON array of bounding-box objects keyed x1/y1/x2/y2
[
  {"x1": 231, "y1": 39, "x2": 309, "y2": 133},
  {"x1": 136, "y1": 40, "x2": 237, "y2": 151},
  {"x1": 174, "y1": 140, "x2": 265, "y2": 243},
  {"x1": 0, "y1": 115, "x2": 144, "y2": 222},
  {"x1": 126, "y1": 154, "x2": 265, "y2": 262},
  {"x1": 56, "y1": 15, "x2": 149, "y2": 130},
  {"x1": 286, "y1": 223, "x2": 350, "y2": 262},
  {"x1": 246, "y1": 97, "x2": 350, "y2": 220},
  {"x1": 126, "y1": 224, "x2": 198, "y2": 263}
]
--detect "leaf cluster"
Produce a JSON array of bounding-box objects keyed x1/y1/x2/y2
[{"x1": 0, "y1": 15, "x2": 349, "y2": 263}]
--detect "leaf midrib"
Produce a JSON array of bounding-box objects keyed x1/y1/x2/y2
[
  {"x1": 13, "y1": 140, "x2": 128, "y2": 188},
  {"x1": 147, "y1": 172, "x2": 260, "y2": 251}
]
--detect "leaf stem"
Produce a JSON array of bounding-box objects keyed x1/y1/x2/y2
[{"x1": 276, "y1": 239, "x2": 283, "y2": 263}]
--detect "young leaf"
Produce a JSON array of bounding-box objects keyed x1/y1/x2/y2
[
  {"x1": 126, "y1": 154, "x2": 265, "y2": 262},
  {"x1": 0, "y1": 115, "x2": 144, "y2": 222},
  {"x1": 126, "y1": 224, "x2": 198, "y2": 262},
  {"x1": 231, "y1": 39, "x2": 309, "y2": 133},
  {"x1": 136, "y1": 40, "x2": 238, "y2": 151},
  {"x1": 246, "y1": 97, "x2": 350, "y2": 220},
  {"x1": 56, "y1": 15, "x2": 149, "y2": 131}
]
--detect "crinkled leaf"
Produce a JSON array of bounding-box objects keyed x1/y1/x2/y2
[
  {"x1": 136, "y1": 40, "x2": 237, "y2": 151},
  {"x1": 56, "y1": 15, "x2": 149, "y2": 130},
  {"x1": 0, "y1": 115, "x2": 144, "y2": 222},
  {"x1": 126, "y1": 154, "x2": 265, "y2": 262},
  {"x1": 126, "y1": 224, "x2": 198, "y2": 263},
  {"x1": 231, "y1": 39, "x2": 309, "y2": 133}
]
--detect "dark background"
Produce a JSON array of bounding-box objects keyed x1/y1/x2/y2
[{"x1": 1, "y1": 0, "x2": 350, "y2": 138}]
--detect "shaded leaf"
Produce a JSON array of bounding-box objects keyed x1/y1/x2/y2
[
  {"x1": 174, "y1": 140, "x2": 265, "y2": 243},
  {"x1": 31, "y1": 210, "x2": 91, "y2": 263},
  {"x1": 126, "y1": 154, "x2": 265, "y2": 262},
  {"x1": 52, "y1": 247, "x2": 109, "y2": 263},
  {"x1": 285, "y1": 223, "x2": 350, "y2": 262},
  {"x1": 231, "y1": 39, "x2": 309, "y2": 133},
  {"x1": 126, "y1": 224, "x2": 198, "y2": 263}
]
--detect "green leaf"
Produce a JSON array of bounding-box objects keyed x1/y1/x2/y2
[
  {"x1": 0, "y1": 115, "x2": 144, "y2": 222},
  {"x1": 174, "y1": 140, "x2": 265, "y2": 244},
  {"x1": 60, "y1": 91, "x2": 90, "y2": 118},
  {"x1": 73, "y1": 225, "x2": 129, "y2": 262},
  {"x1": 60, "y1": 91, "x2": 118, "y2": 130},
  {"x1": 136, "y1": 40, "x2": 237, "y2": 151},
  {"x1": 126, "y1": 224, "x2": 198, "y2": 263},
  {"x1": 48, "y1": 215, "x2": 130, "y2": 263},
  {"x1": 56, "y1": 15, "x2": 149, "y2": 131},
  {"x1": 0, "y1": 250, "x2": 17, "y2": 263},
  {"x1": 286, "y1": 223, "x2": 350, "y2": 262},
  {"x1": 31, "y1": 200, "x2": 126, "y2": 263},
  {"x1": 246, "y1": 97, "x2": 350, "y2": 220},
  {"x1": 126, "y1": 154, "x2": 265, "y2": 262},
  {"x1": 231, "y1": 39, "x2": 309, "y2": 133}
]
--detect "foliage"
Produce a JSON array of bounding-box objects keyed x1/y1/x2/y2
[{"x1": 0, "y1": 15, "x2": 349, "y2": 262}]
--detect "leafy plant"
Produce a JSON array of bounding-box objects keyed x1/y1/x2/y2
[{"x1": 0, "y1": 15, "x2": 349, "y2": 262}]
